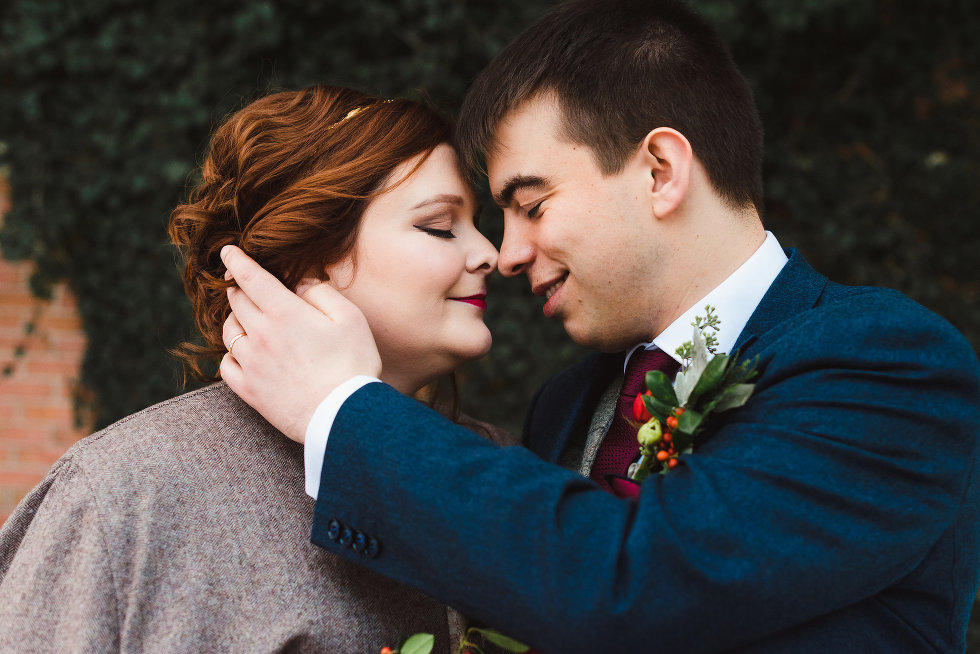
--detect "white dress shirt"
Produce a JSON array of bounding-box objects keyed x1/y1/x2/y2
[{"x1": 304, "y1": 231, "x2": 788, "y2": 498}]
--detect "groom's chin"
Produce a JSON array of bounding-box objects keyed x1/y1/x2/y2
[{"x1": 566, "y1": 327, "x2": 637, "y2": 354}]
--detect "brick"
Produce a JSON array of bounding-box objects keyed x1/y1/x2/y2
[
  {"x1": 36, "y1": 315, "x2": 83, "y2": 331},
  {"x1": 0, "y1": 315, "x2": 27, "y2": 327},
  {"x1": 0, "y1": 381, "x2": 52, "y2": 396},
  {"x1": 0, "y1": 470, "x2": 47, "y2": 487},
  {"x1": 25, "y1": 360, "x2": 82, "y2": 376},
  {"x1": 0, "y1": 266, "x2": 29, "y2": 284},
  {"x1": 52, "y1": 343, "x2": 87, "y2": 357},
  {"x1": 0, "y1": 427, "x2": 49, "y2": 441},
  {"x1": 0, "y1": 294, "x2": 38, "y2": 308},
  {"x1": 24, "y1": 406, "x2": 74, "y2": 422}
]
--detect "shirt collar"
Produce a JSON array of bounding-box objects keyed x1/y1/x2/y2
[{"x1": 626, "y1": 231, "x2": 788, "y2": 370}]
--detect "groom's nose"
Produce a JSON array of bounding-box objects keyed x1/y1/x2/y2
[{"x1": 498, "y1": 220, "x2": 535, "y2": 278}]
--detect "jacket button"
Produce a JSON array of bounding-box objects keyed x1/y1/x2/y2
[
  {"x1": 366, "y1": 537, "x2": 380, "y2": 559},
  {"x1": 339, "y1": 526, "x2": 353, "y2": 547},
  {"x1": 326, "y1": 519, "x2": 341, "y2": 541},
  {"x1": 352, "y1": 531, "x2": 366, "y2": 553}
]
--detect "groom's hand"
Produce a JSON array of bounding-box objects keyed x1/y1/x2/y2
[{"x1": 219, "y1": 245, "x2": 382, "y2": 443}]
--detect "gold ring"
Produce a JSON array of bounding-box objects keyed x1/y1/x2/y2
[{"x1": 228, "y1": 332, "x2": 247, "y2": 357}]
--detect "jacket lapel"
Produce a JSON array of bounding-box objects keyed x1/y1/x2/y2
[
  {"x1": 732, "y1": 248, "x2": 829, "y2": 355},
  {"x1": 525, "y1": 351, "x2": 622, "y2": 463}
]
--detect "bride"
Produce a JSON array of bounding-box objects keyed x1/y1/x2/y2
[{"x1": 0, "y1": 84, "x2": 514, "y2": 652}]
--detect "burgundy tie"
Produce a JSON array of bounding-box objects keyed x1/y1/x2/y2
[{"x1": 590, "y1": 348, "x2": 680, "y2": 492}]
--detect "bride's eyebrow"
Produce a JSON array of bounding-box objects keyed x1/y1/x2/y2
[{"x1": 412, "y1": 194, "x2": 464, "y2": 210}]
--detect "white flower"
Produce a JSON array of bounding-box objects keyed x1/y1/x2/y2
[{"x1": 674, "y1": 326, "x2": 710, "y2": 406}]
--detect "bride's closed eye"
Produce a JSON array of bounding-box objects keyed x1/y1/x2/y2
[{"x1": 414, "y1": 224, "x2": 456, "y2": 239}]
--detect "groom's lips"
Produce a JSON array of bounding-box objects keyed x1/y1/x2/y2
[
  {"x1": 534, "y1": 273, "x2": 568, "y2": 318},
  {"x1": 450, "y1": 294, "x2": 487, "y2": 311}
]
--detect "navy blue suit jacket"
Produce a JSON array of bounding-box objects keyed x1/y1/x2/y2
[{"x1": 312, "y1": 251, "x2": 980, "y2": 653}]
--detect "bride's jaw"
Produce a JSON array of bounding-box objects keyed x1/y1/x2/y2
[{"x1": 377, "y1": 326, "x2": 493, "y2": 397}]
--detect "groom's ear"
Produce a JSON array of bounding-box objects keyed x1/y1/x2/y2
[{"x1": 639, "y1": 127, "x2": 692, "y2": 218}]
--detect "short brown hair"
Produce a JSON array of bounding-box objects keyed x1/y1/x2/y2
[
  {"x1": 169, "y1": 85, "x2": 451, "y2": 381},
  {"x1": 456, "y1": 0, "x2": 764, "y2": 213}
]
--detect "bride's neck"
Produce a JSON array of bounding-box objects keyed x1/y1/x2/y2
[{"x1": 380, "y1": 369, "x2": 433, "y2": 397}]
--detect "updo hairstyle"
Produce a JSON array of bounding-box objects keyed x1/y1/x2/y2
[{"x1": 168, "y1": 85, "x2": 452, "y2": 381}]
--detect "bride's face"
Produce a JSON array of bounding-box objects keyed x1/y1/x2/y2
[{"x1": 326, "y1": 144, "x2": 497, "y2": 394}]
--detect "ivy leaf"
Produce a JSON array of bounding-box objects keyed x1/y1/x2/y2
[
  {"x1": 645, "y1": 370, "x2": 678, "y2": 407},
  {"x1": 470, "y1": 628, "x2": 530, "y2": 652},
  {"x1": 400, "y1": 633, "x2": 435, "y2": 654}
]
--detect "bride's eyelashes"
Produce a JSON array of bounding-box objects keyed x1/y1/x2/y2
[{"x1": 414, "y1": 224, "x2": 456, "y2": 239}]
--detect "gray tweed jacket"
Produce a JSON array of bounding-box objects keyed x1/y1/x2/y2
[{"x1": 0, "y1": 383, "x2": 514, "y2": 653}]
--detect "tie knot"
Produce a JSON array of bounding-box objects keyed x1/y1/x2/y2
[{"x1": 622, "y1": 348, "x2": 679, "y2": 399}]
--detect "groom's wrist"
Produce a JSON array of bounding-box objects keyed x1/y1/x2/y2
[{"x1": 304, "y1": 375, "x2": 382, "y2": 498}]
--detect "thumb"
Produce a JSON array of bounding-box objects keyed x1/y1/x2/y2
[
  {"x1": 298, "y1": 279, "x2": 355, "y2": 319},
  {"x1": 294, "y1": 277, "x2": 321, "y2": 298}
]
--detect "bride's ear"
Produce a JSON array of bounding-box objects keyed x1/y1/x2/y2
[{"x1": 321, "y1": 258, "x2": 355, "y2": 291}]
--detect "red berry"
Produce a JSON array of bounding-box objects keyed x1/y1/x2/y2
[
  {"x1": 667, "y1": 458, "x2": 679, "y2": 469},
  {"x1": 632, "y1": 392, "x2": 652, "y2": 422},
  {"x1": 663, "y1": 432, "x2": 672, "y2": 443},
  {"x1": 675, "y1": 407, "x2": 685, "y2": 415},
  {"x1": 666, "y1": 415, "x2": 678, "y2": 430}
]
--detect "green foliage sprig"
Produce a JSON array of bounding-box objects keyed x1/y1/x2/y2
[
  {"x1": 384, "y1": 627, "x2": 530, "y2": 654},
  {"x1": 632, "y1": 306, "x2": 759, "y2": 479}
]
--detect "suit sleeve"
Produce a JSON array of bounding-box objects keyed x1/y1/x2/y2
[
  {"x1": 0, "y1": 459, "x2": 120, "y2": 652},
  {"x1": 311, "y1": 301, "x2": 980, "y2": 653}
]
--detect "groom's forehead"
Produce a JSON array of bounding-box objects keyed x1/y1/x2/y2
[{"x1": 485, "y1": 95, "x2": 581, "y2": 185}]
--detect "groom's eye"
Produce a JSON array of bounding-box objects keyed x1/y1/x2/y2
[
  {"x1": 526, "y1": 201, "x2": 543, "y2": 219},
  {"x1": 414, "y1": 225, "x2": 456, "y2": 239}
]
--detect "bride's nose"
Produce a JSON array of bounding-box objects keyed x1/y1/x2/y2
[{"x1": 467, "y1": 233, "x2": 498, "y2": 274}]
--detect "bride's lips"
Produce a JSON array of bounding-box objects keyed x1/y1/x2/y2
[{"x1": 450, "y1": 294, "x2": 487, "y2": 311}]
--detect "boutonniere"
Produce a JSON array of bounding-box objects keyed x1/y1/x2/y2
[
  {"x1": 382, "y1": 627, "x2": 533, "y2": 654},
  {"x1": 629, "y1": 306, "x2": 759, "y2": 481}
]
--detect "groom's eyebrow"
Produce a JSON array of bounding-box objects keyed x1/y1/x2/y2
[{"x1": 493, "y1": 175, "x2": 550, "y2": 209}]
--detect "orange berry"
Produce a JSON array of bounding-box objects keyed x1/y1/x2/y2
[
  {"x1": 666, "y1": 416, "x2": 678, "y2": 430},
  {"x1": 656, "y1": 451, "x2": 669, "y2": 462},
  {"x1": 667, "y1": 458, "x2": 679, "y2": 469},
  {"x1": 675, "y1": 407, "x2": 685, "y2": 415},
  {"x1": 663, "y1": 432, "x2": 672, "y2": 443},
  {"x1": 380, "y1": 648, "x2": 393, "y2": 654}
]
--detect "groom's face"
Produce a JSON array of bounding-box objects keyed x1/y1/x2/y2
[{"x1": 487, "y1": 94, "x2": 666, "y2": 352}]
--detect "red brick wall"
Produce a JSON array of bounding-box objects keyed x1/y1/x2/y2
[{"x1": 0, "y1": 175, "x2": 91, "y2": 524}]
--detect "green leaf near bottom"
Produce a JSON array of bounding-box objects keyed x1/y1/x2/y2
[
  {"x1": 471, "y1": 628, "x2": 530, "y2": 652},
  {"x1": 401, "y1": 633, "x2": 435, "y2": 654}
]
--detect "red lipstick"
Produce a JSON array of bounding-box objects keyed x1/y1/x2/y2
[{"x1": 450, "y1": 294, "x2": 487, "y2": 311}]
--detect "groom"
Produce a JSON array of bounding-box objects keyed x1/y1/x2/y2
[{"x1": 219, "y1": 0, "x2": 980, "y2": 651}]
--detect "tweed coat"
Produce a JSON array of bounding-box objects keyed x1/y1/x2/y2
[{"x1": 0, "y1": 382, "x2": 514, "y2": 653}]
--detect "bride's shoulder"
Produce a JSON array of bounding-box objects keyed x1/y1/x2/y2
[{"x1": 48, "y1": 382, "x2": 300, "y2": 489}]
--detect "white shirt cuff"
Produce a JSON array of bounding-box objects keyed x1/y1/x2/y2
[{"x1": 304, "y1": 375, "x2": 380, "y2": 498}]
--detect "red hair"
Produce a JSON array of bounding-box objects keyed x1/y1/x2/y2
[{"x1": 169, "y1": 85, "x2": 452, "y2": 381}]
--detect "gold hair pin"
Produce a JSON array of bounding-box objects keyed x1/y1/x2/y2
[{"x1": 328, "y1": 99, "x2": 394, "y2": 130}]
